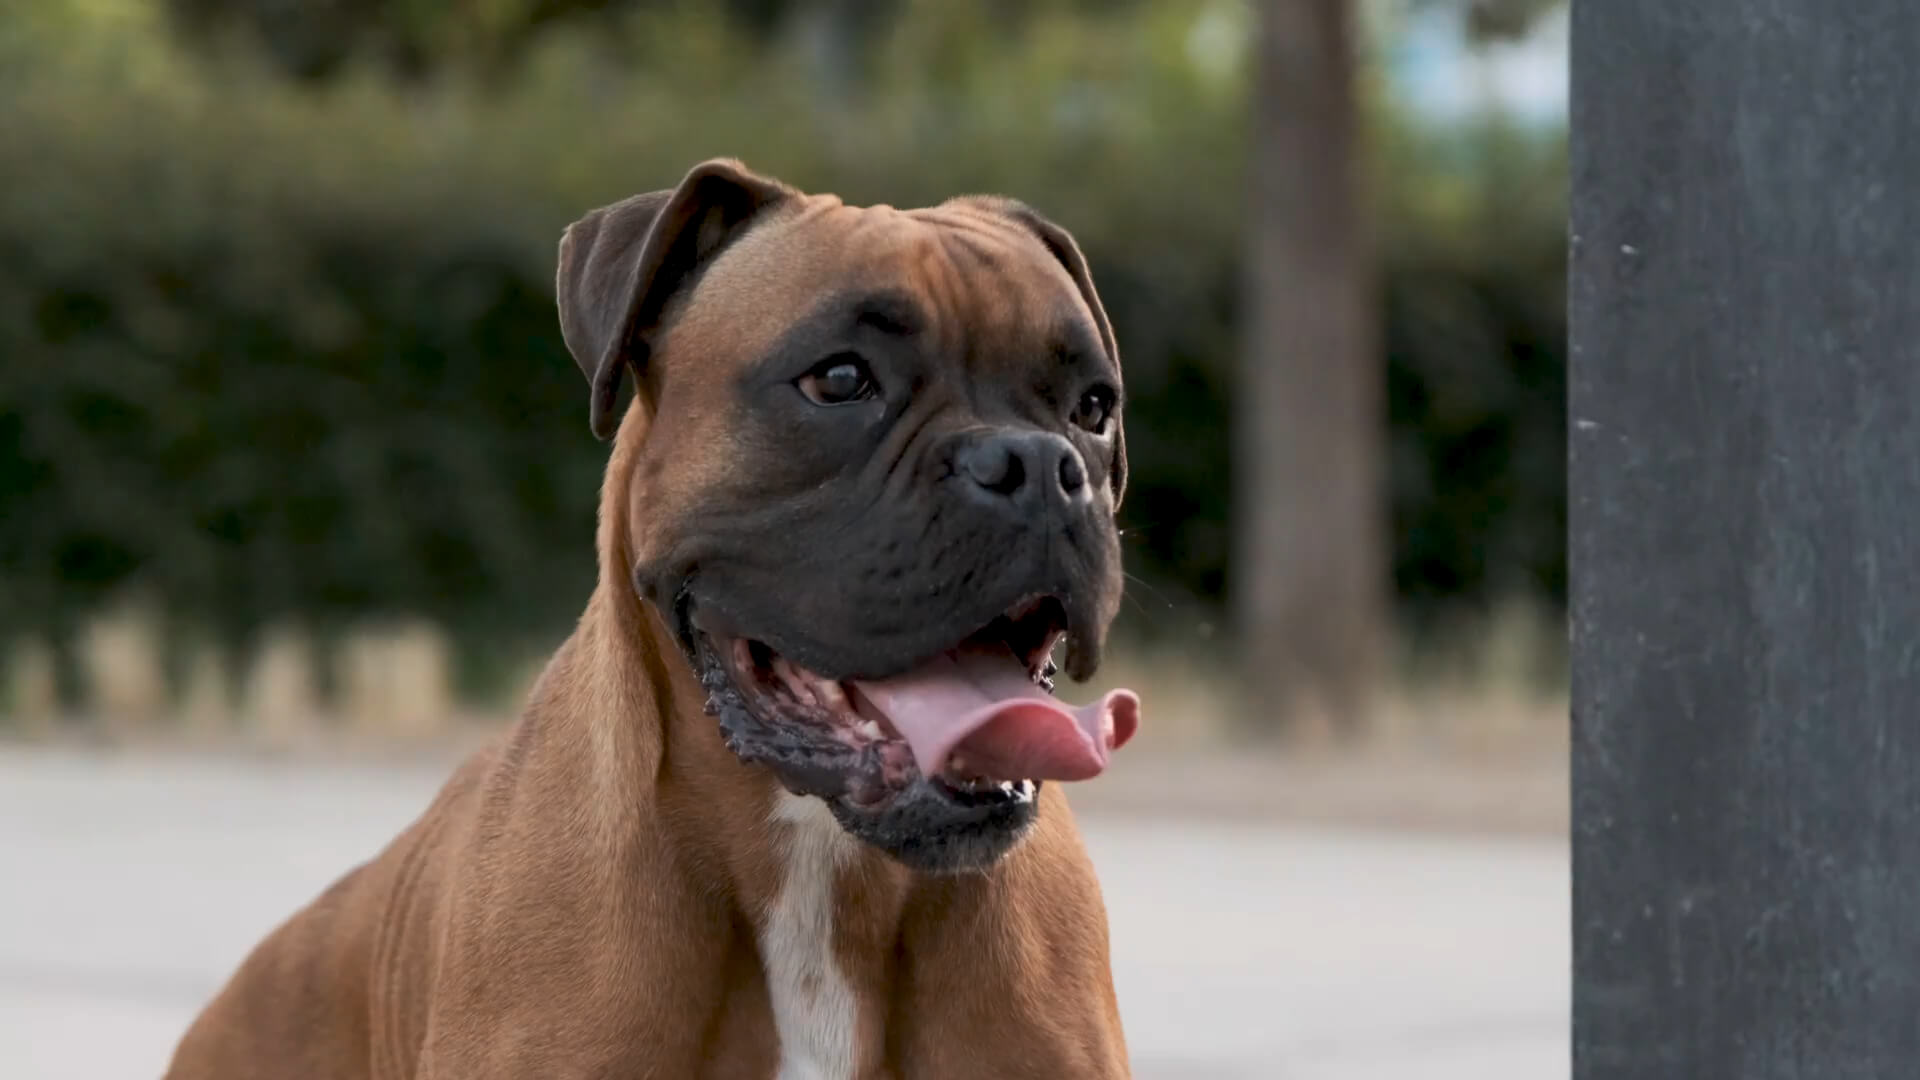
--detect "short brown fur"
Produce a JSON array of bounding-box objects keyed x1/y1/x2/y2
[{"x1": 166, "y1": 160, "x2": 1130, "y2": 1079}]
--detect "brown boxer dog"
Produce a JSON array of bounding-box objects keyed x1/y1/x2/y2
[{"x1": 165, "y1": 158, "x2": 1142, "y2": 1079}]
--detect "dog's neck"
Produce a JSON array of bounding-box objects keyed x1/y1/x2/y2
[
  {"x1": 565, "y1": 583, "x2": 905, "y2": 1080},
  {"x1": 578, "y1": 400, "x2": 702, "y2": 794},
  {"x1": 555, "y1": 407, "x2": 910, "y2": 1068}
]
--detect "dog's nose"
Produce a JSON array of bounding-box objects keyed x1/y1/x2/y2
[{"x1": 957, "y1": 431, "x2": 1090, "y2": 511}]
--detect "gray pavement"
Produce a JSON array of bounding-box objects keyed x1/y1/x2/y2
[{"x1": 0, "y1": 746, "x2": 1568, "y2": 1079}]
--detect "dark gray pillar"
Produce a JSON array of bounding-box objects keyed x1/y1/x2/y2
[{"x1": 1570, "y1": 2, "x2": 1920, "y2": 1078}]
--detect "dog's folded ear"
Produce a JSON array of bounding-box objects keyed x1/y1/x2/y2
[
  {"x1": 966, "y1": 198, "x2": 1128, "y2": 504},
  {"x1": 556, "y1": 159, "x2": 795, "y2": 440}
]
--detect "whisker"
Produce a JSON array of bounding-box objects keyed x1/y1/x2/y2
[{"x1": 1121, "y1": 571, "x2": 1176, "y2": 610}]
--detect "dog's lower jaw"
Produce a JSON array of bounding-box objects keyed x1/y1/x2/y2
[
  {"x1": 826, "y1": 778, "x2": 1040, "y2": 875},
  {"x1": 696, "y1": 635, "x2": 1041, "y2": 874}
]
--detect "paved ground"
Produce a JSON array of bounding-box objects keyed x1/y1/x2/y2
[{"x1": 0, "y1": 746, "x2": 1568, "y2": 1079}]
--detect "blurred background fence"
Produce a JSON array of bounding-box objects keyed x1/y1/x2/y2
[{"x1": 0, "y1": 0, "x2": 1567, "y2": 745}]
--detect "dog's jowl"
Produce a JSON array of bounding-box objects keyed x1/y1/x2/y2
[{"x1": 166, "y1": 159, "x2": 1143, "y2": 1080}]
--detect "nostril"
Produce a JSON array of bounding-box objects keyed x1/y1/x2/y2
[
  {"x1": 990, "y1": 453, "x2": 1025, "y2": 495},
  {"x1": 1058, "y1": 453, "x2": 1086, "y2": 494},
  {"x1": 964, "y1": 440, "x2": 1026, "y2": 496}
]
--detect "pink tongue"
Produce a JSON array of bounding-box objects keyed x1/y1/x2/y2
[{"x1": 849, "y1": 648, "x2": 1139, "y2": 783}]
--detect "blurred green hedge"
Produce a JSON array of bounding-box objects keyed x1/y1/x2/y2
[{"x1": 0, "y1": 0, "x2": 1565, "y2": 661}]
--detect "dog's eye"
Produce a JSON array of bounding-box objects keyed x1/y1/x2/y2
[
  {"x1": 796, "y1": 354, "x2": 877, "y2": 406},
  {"x1": 1070, "y1": 385, "x2": 1116, "y2": 434}
]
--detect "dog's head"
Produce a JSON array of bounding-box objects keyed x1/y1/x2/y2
[{"x1": 555, "y1": 159, "x2": 1138, "y2": 873}]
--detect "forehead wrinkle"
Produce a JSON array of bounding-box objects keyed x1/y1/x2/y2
[
  {"x1": 660, "y1": 197, "x2": 896, "y2": 373},
  {"x1": 920, "y1": 228, "x2": 1011, "y2": 415},
  {"x1": 926, "y1": 207, "x2": 1100, "y2": 332},
  {"x1": 899, "y1": 222, "x2": 1072, "y2": 431},
  {"x1": 884, "y1": 221, "x2": 961, "y2": 377},
  {"x1": 932, "y1": 203, "x2": 1110, "y2": 350},
  {"x1": 923, "y1": 219, "x2": 1050, "y2": 330},
  {"x1": 664, "y1": 211, "x2": 840, "y2": 365}
]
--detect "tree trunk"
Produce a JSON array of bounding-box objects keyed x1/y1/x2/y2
[{"x1": 1235, "y1": 0, "x2": 1383, "y2": 740}]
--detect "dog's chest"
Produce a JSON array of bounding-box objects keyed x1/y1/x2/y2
[{"x1": 760, "y1": 793, "x2": 862, "y2": 1080}]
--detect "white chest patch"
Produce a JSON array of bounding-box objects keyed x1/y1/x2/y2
[{"x1": 762, "y1": 791, "x2": 860, "y2": 1080}]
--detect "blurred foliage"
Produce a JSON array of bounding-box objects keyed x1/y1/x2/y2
[
  {"x1": 160, "y1": 0, "x2": 1150, "y2": 83},
  {"x1": 1451, "y1": 0, "x2": 1563, "y2": 41},
  {"x1": 0, "y1": 0, "x2": 1565, "y2": 663}
]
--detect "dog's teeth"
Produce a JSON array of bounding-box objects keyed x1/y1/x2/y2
[
  {"x1": 855, "y1": 719, "x2": 883, "y2": 740},
  {"x1": 816, "y1": 681, "x2": 848, "y2": 710}
]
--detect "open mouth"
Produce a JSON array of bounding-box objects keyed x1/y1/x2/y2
[{"x1": 692, "y1": 593, "x2": 1141, "y2": 814}]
